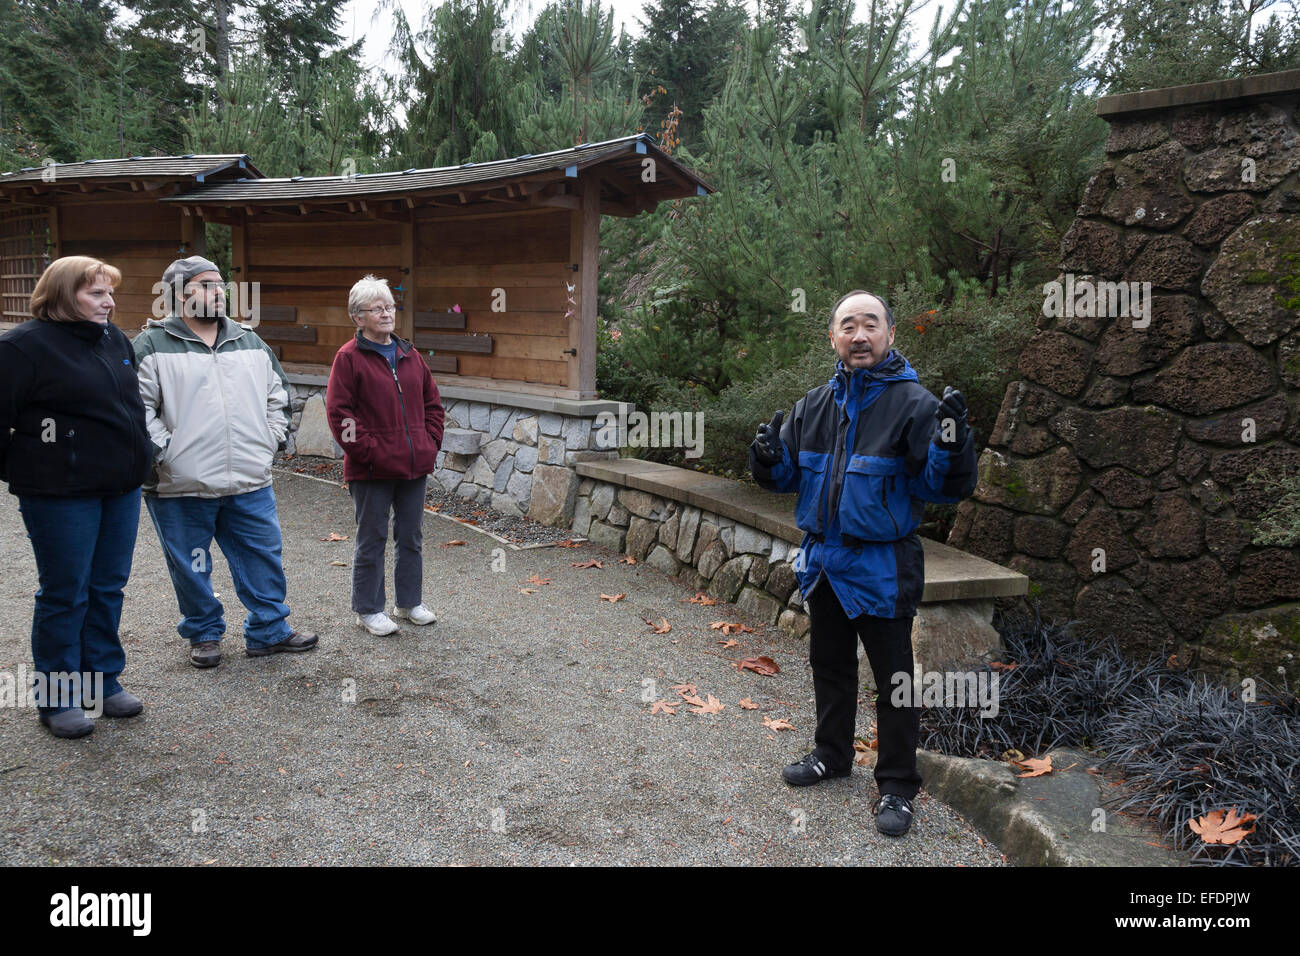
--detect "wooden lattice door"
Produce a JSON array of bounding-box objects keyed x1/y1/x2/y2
[{"x1": 1, "y1": 205, "x2": 50, "y2": 322}]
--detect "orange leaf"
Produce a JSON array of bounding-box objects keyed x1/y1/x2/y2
[
  {"x1": 1189, "y1": 806, "x2": 1257, "y2": 845},
  {"x1": 688, "y1": 592, "x2": 718, "y2": 605},
  {"x1": 442, "y1": 539, "x2": 467, "y2": 547},
  {"x1": 321, "y1": 532, "x2": 349, "y2": 542},
  {"x1": 571, "y1": 560, "x2": 603, "y2": 568},
  {"x1": 688, "y1": 694, "x2": 725, "y2": 715},
  {"x1": 649, "y1": 699, "x2": 678, "y2": 715},
  {"x1": 1015, "y1": 755, "x2": 1053, "y2": 778},
  {"x1": 556, "y1": 539, "x2": 582, "y2": 548},
  {"x1": 619, "y1": 555, "x2": 636, "y2": 564},
  {"x1": 650, "y1": 618, "x2": 671, "y2": 634},
  {"x1": 762, "y1": 716, "x2": 795, "y2": 731},
  {"x1": 526, "y1": 574, "x2": 552, "y2": 586},
  {"x1": 710, "y1": 621, "x2": 753, "y2": 635},
  {"x1": 737, "y1": 697, "x2": 758, "y2": 710},
  {"x1": 670, "y1": 683, "x2": 697, "y2": 698},
  {"x1": 718, "y1": 638, "x2": 739, "y2": 649},
  {"x1": 989, "y1": 660, "x2": 1018, "y2": 672},
  {"x1": 600, "y1": 593, "x2": 625, "y2": 602},
  {"x1": 735, "y1": 655, "x2": 780, "y2": 676}
]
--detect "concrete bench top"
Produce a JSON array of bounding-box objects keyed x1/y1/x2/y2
[{"x1": 576, "y1": 458, "x2": 1028, "y2": 603}]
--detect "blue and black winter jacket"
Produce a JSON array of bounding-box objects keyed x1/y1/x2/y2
[{"x1": 749, "y1": 349, "x2": 978, "y2": 619}]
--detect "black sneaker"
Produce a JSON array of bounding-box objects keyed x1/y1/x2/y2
[
  {"x1": 872, "y1": 793, "x2": 914, "y2": 836},
  {"x1": 781, "y1": 753, "x2": 850, "y2": 787},
  {"x1": 246, "y1": 631, "x2": 319, "y2": 657},
  {"x1": 190, "y1": 641, "x2": 221, "y2": 668}
]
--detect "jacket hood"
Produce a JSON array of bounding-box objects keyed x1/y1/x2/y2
[{"x1": 829, "y1": 348, "x2": 917, "y2": 403}]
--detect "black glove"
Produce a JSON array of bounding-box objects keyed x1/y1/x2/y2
[
  {"x1": 752, "y1": 409, "x2": 785, "y2": 467},
  {"x1": 934, "y1": 386, "x2": 969, "y2": 447}
]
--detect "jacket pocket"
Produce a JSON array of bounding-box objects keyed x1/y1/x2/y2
[
  {"x1": 839, "y1": 455, "x2": 910, "y2": 541},
  {"x1": 794, "y1": 450, "x2": 829, "y2": 534}
]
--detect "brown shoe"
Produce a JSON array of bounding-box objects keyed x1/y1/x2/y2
[
  {"x1": 190, "y1": 641, "x2": 222, "y2": 668},
  {"x1": 246, "y1": 631, "x2": 319, "y2": 657}
]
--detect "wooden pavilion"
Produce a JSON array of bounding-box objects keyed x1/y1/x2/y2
[{"x1": 0, "y1": 135, "x2": 712, "y2": 400}]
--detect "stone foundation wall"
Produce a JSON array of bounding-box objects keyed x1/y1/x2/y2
[
  {"x1": 947, "y1": 76, "x2": 1300, "y2": 682},
  {"x1": 570, "y1": 480, "x2": 812, "y2": 636},
  {"x1": 283, "y1": 381, "x2": 620, "y2": 523}
]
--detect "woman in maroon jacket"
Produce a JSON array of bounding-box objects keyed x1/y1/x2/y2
[{"x1": 327, "y1": 276, "x2": 445, "y2": 636}]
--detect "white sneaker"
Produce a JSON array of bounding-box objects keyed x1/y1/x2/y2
[
  {"x1": 357, "y1": 611, "x2": 399, "y2": 636},
  {"x1": 393, "y1": 604, "x2": 437, "y2": 625}
]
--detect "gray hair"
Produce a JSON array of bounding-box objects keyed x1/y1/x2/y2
[
  {"x1": 829, "y1": 289, "x2": 894, "y2": 330},
  {"x1": 348, "y1": 274, "x2": 395, "y2": 319}
]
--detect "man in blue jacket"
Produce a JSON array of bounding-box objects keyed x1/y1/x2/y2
[{"x1": 749, "y1": 290, "x2": 978, "y2": 836}]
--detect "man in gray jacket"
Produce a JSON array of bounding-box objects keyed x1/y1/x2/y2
[{"x1": 135, "y1": 256, "x2": 318, "y2": 668}]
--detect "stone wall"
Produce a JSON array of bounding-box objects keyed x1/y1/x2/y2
[
  {"x1": 570, "y1": 480, "x2": 812, "y2": 636},
  {"x1": 282, "y1": 379, "x2": 620, "y2": 523},
  {"x1": 947, "y1": 74, "x2": 1300, "y2": 681}
]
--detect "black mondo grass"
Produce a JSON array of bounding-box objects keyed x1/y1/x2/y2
[
  {"x1": 1096, "y1": 676, "x2": 1300, "y2": 867},
  {"x1": 915, "y1": 599, "x2": 1300, "y2": 866}
]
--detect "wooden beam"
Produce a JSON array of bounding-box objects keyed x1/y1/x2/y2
[
  {"x1": 578, "y1": 172, "x2": 599, "y2": 398},
  {"x1": 413, "y1": 310, "x2": 467, "y2": 330},
  {"x1": 231, "y1": 210, "x2": 248, "y2": 278},
  {"x1": 422, "y1": 353, "x2": 458, "y2": 374},
  {"x1": 413, "y1": 331, "x2": 493, "y2": 353}
]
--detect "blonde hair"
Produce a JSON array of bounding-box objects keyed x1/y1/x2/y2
[
  {"x1": 30, "y1": 256, "x2": 122, "y2": 323},
  {"x1": 348, "y1": 274, "x2": 394, "y2": 323}
]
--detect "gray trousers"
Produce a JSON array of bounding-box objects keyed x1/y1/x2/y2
[{"x1": 349, "y1": 476, "x2": 427, "y2": 615}]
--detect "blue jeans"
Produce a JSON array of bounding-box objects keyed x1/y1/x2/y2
[
  {"x1": 144, "y1": 486, "x2": 292, "y2": 650},
  {"x1": 17, "y1": 489, "x2": 141, "y2": 715}
]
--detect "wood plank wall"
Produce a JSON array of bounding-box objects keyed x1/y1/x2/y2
[{"x1": 58, "y1": 201, "x2": 189, "y2": 333}]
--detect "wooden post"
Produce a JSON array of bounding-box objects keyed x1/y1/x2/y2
[
  {"x1": 47, "y1": 206, "x2": 60, "y2": 260},
  {"x1": 401, "y1": 208, "x2": 416, "y2": 342},
  {"x1": 568, "y1": 174, "x2": 600, "y2": 399},
  {"x1": 181, "y1": 208, "x2": 206, "y2": 257},
  {"x1": 231, "y1": 210, "x2": 248, "y2": 280}
]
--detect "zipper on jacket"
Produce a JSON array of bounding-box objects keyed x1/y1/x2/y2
[
  {"x1": 91, "y1": 328, "x2": 140, "y2": 483},
  {"x1": 392, "y1": 361, "x2": 416, "y2": 473},
  {"x1": 882, "y1": 474, "x2": 899, "y2": 537}
]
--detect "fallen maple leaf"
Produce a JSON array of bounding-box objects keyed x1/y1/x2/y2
[
  {"x1": 1189, "y1": 807, "x2": 1257, "y2": 845},
  {"x1": 710, "y1": 621, "x2": 754, "y2": 635},
  {"x1": 688, "y1": 592, "x2": 718, "y2": 606},
  {"x1": 649, "y1": 618, "x2": 671, "y2": 634},
  {"x1": 1015, "y1": 755, "x2": 1053, "y2": 778},
  {"x1": 649, "y1": 699, "x2": 678, "y2": 715},
  {"x1": 718, "y1": 638, "x2": 739, "y2": 649},
  {"x1": 518, "y1": 587, "x2": 537, "y2": 594},
  {"x1": 556, "y1": 539, "x2": 582, "y2": 548},
  {"x1": 737, "y1": 697, "x2": 758, "y2": 710},
  {"x1": 442, "y1": 539, "x2": 467, "y2": 547},
  {"x1": 670, "y1": 683, "x2": 697, "y2": 698},
  {"x1": 571, "y1": 559, "x2": 603, "y2": 568},
  {"x1": 688, "y1": 694, "x2": 725, "y2": 715},
  {"x1": 526, "y1": 574, "x2": 552, "y2": 586},
  {"x1": 321, "y1": 532, "x2": 349, "y2": 542},
  {"x1": 735, "y1": 655, "x2": 780, "y2": 676},
  {"x1": 989, "y1": 660, "x2": 1018, "y2": 672},
  {"x1": 600, "y1": 593, "x2": 625, "y2": 602},
  {"x1": 762, "y1": 716, "x2": 795, "y2": 732}
]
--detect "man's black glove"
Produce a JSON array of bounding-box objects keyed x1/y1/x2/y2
[
  {"x1": 934, "y1": 386, "x2": 969, "y2": 448},
  {"x1": 752, "y1": 409, "x2": 785, "y2": 467}
]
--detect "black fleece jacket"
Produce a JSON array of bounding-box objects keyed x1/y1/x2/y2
[{"x1": 0, "y1": 318, "x2": 151, "y2": 496}]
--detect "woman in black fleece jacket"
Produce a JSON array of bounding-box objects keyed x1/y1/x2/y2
[{"x1": 0, "y1": 256, "x2": 152, "y2": 738}]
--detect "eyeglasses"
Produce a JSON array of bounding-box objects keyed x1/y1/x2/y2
[{"x1": 359, "y1": 304, "x2": 396, "y2": 315}]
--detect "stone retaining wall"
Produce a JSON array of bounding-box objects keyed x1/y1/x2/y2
[
  {"x1": 283, "y1": 380, "x2": 620, "y2": 523},
  {"x1": 570, "y1": 479, "x2": 813, "y2": 636}
]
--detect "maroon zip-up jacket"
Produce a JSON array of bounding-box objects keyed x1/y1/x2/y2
[{"x1": 326, "y1": 331, "x2": 445, "y2": 481}]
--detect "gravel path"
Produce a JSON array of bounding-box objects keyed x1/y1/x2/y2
[{"x1": 0, "y1": 473, "x2": 1004, "y2": 866}]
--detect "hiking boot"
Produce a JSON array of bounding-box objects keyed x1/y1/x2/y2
[
  {"x1": 357, "y1": 612, "x2": 399, "y2": 636},
  {"x1": 190, "y1": 641, "x2": 221, "y2": 668},
  {"x1": 39, "y1": 709, "x2": 94, "y2": 739},
  {"x1": 872, "y1": 793, "x2": 914, "y2": 836},
  {"x1": 100, "y1": 690, "x2": 144, "y2": 719},
  {"x1": 246, "y1": 631, "x2": 319, "y2": 657},
  {"x1": 393, "y1": 604, "x2": 436, "y2": 626},
  {"x1": 781, "y1": 752, "x2": 850, "y2": 787}
]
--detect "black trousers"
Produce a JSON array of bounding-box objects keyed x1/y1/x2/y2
[{"x1": 807, "y1": 578, "x2": 922, "y2": 799}]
